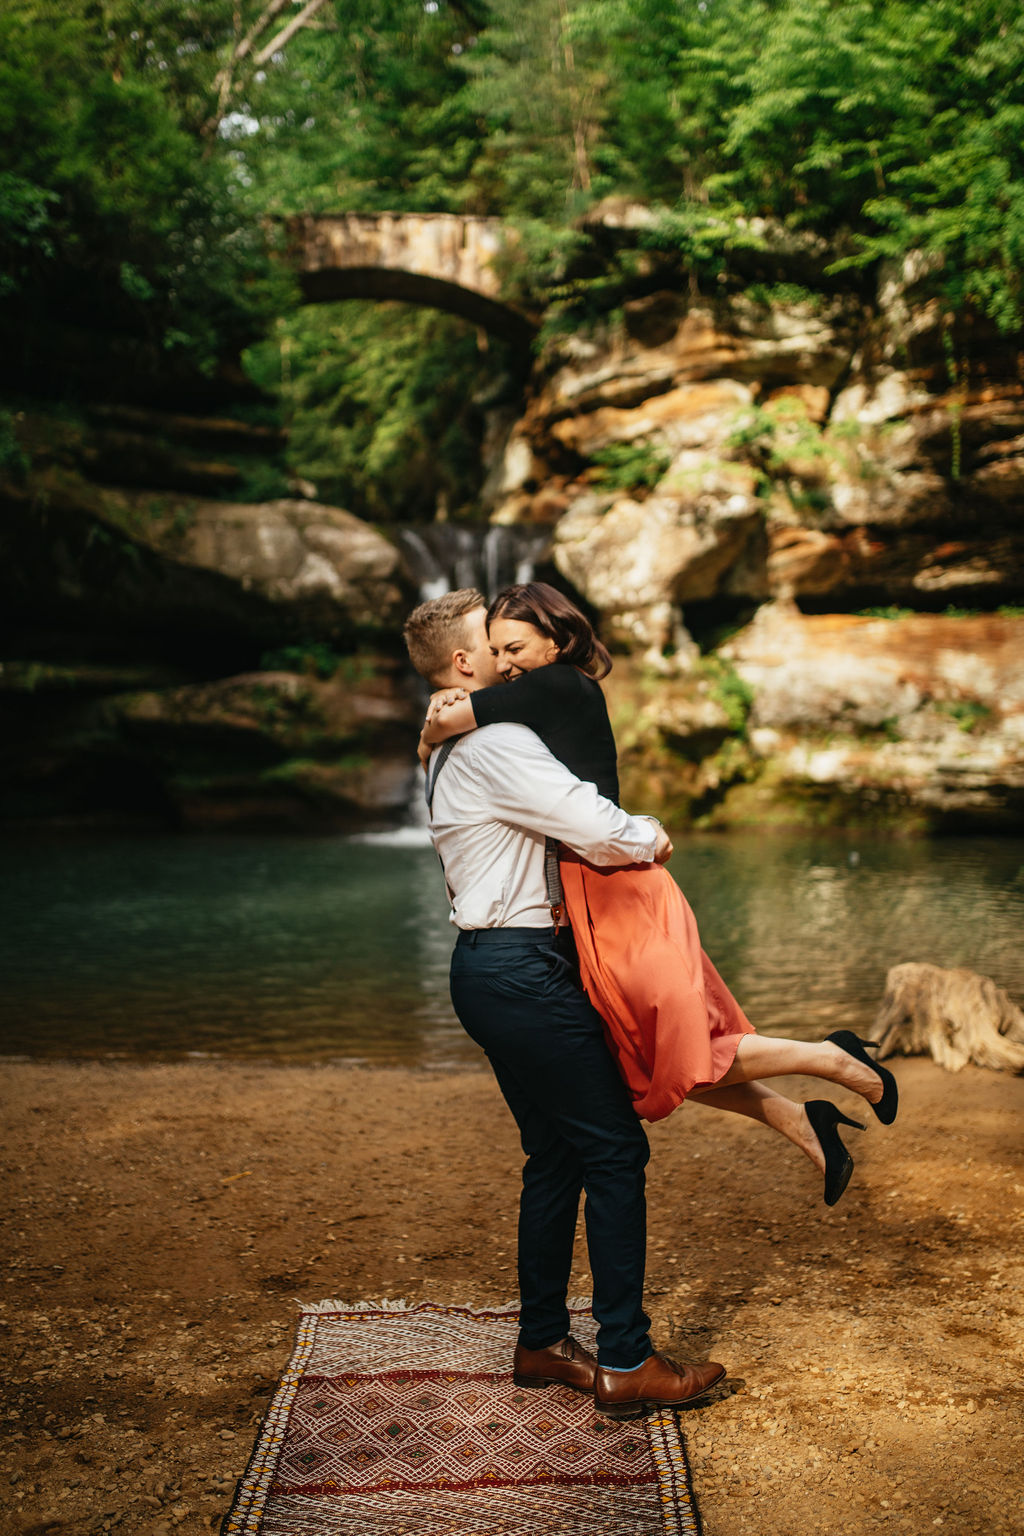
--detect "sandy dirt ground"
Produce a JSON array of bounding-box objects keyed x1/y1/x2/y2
[{"x1": 1, "y1": 1055, "x2": 1022, "y2": 1536}]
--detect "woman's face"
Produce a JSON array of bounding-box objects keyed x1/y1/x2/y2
[{"x1": 489, "y1": 617, "x2": 560, "y2": 680}]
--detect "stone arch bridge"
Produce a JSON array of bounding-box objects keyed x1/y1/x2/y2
[{"x1": 284, "y1": 213, "x2": 535, "y2": 349}]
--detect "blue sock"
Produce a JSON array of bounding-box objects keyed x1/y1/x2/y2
[{"x1": 599, "y1": 1355, "x2": 651, "y2": 1373}]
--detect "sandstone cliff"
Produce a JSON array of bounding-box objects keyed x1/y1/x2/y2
[{"x1": 480, "y1": 257, "x2": 1024, "y2": 830}]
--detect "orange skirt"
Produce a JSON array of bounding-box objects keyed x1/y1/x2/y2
[{"x1": 560, "y1": 855, "x2": 756, "y2": 1121}]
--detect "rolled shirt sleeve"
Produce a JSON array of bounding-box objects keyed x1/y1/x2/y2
[
  {"x1": 479, "y1": 730, "x2": 657, "y2": 865},
  {"x1": 428, "y1": 723, "x2": 660, "y2": 930}
]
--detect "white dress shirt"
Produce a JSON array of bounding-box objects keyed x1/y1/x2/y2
[{"x1": 428, "y1": 722, "x2": 659, "y2": 930}]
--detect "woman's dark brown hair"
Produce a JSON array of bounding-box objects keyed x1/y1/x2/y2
[{"x1": 486, "y1": 582, "x2": 612, "y2": 680}]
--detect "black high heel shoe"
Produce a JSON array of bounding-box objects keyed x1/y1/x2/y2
[
  {"x1": 806, "y1": 1099, "x2": 865, "y2": 1207},
  {"x1": 825, "y1": 1030, "x2": 899, "y2": 1126}
]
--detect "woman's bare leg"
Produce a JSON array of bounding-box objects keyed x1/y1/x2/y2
[
  {"x1": 713, "y1": 1035, "x2": 883, "y2": 1107},
  {"x1": 688, "y1": 1082, "x2": 825, "y2": 1173}
]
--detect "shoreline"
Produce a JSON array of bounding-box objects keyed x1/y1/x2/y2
[{"x1": 2, "y1": 1056, "x2": 1022, "y2": 1535}]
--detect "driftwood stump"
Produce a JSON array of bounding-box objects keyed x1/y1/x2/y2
[{"x1": 874, "y1": 962, "x2": 1024, "y2": 1074}]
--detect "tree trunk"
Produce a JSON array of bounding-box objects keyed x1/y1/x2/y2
[{"x1": 874, "y1": 962, "x2": 1024, "y2": 1074}]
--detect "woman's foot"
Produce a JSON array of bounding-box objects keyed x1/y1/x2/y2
[
  {"x1": 805, "y1": 1099, "x2": 865, "y2": 1206},
  {"x1": 824, "y1": 1031, "x2": 899, "y2": 1124}
]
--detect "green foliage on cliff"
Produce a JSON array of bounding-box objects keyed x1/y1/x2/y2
[
  {"x1": 700, "y1": 657, "x2": 755, "y2": 739},
  {"x1": 589, "y1": 441, "x2": 672, "y2": 493}
]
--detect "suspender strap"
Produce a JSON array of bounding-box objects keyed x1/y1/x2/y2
[
  {"x1": 425, "y1": 738, "x2": 458, "y2": 813},
  {"x1": 426, "y1": 738, "x2": 459, "y2": 906},
  {"x1": 427, "y1": 737, "x2": 565, "y2": 932},
  {"x1": 544, "y1": 837, "x2": 565, "y2": 933}
]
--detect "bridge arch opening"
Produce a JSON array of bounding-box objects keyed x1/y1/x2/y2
[{"x1": 298, "y1": 266, "x2": 536, "y2": 353}]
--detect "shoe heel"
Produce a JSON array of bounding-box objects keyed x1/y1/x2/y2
[
  {"x1": 596, "y1": 1400, "x2": 644, "y2": 1421},
  {"x1": 512, "y1": 1373, "x2": 550, "y2": 1389}
]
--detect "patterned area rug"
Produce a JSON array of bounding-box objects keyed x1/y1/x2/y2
[{"x1": 222, "y1": 1300, "x2": 704, "y2": 1536}]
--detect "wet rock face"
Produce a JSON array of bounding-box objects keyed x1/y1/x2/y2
[
  {"x1": 721, "y1": 605, "x2": 1024, "y2": 826},
  {"x1": 0, "y1": 661, "x2": 421, "y2": 832},
  {"x1": 0, "y1": 454, "x2": 418, "y2": 828},
  {"x1": 553, "y1": 470, "x2": 763, "y2": 663}
]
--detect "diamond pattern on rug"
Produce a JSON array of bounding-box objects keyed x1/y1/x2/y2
[
  {"x1": 222, "y1": 1301, "x2": 704, "y2": 1536},
  {"x1": 279, "y1": 1370, "x2": 653, "y2": 1494}
]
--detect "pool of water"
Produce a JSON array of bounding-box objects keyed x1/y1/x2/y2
[{"x1": 2, "y1": 829, "x2": 1022, "y2": 1065}]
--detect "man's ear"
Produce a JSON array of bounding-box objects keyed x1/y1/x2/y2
[{"x1": 452, "y1": 650, "x2": 473, "y2": 678}]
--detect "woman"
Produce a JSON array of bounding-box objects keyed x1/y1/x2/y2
[{"x1": 420, "y1": 582, "x2": 897, "y2": 1206}]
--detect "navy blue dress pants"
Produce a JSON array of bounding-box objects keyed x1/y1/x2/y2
[{"x1": 449, "y1": 926, "x2": 652, "y2": 1368}]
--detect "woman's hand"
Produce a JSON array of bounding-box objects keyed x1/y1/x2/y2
[
  {"x1": 418, "y1": 688, "x2": 478, "y2": 764},
  {"x1": 654, "y1": 825, "x2": 674, "y2": 864},
  {"x1": 425, "y1": 687, "x2": 468, "y2": 724}
]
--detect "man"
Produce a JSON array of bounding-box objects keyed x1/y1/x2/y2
[{"x1": 402, "y1": 588, "x2": 725, "y2": 1420}]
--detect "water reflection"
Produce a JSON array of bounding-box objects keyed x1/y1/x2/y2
[{"x1": 1, "y1": 832, "x2": 1021, "y2": 1064}]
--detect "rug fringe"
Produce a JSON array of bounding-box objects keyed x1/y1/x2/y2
[
  {"x1": 300, "y1": 1297, "x2": 521, "y2": 1317},
  {"x1": 300, "y1": 1295, "x2": 595, "y2": 1316},
  {"x1": 300, "y1": 1297, "x2": 417, "y2": 1314}
]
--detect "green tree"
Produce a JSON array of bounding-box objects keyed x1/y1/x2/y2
[
  {"x1": 233, "y1": 0, "x2": 485, "y2": 215},
  {"x1": 0, "y1": 1, "x2": 289, "y2": 392},
  {"x1": 715, "y1": 0, "x2": 1024, "y2": 328},
  {"x1": 459, "y1": 0, "x2": 612, "y2": 216}
]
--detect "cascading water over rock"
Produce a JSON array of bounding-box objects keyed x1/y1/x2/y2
[{"x1": 396, "y1": 523, "x2": 551, "y2": 602}]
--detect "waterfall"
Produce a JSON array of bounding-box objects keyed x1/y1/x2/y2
[
  {"x1": 350, "y1": 777, "x2": 434, "y2": 847},
  {"x1": 396, "y1": 523, "x2": 551, "y2": 602}
]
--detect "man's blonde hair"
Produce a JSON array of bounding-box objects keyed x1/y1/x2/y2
[{"x1": 403, "y1": 588, "x2": 486, "y2": 686}]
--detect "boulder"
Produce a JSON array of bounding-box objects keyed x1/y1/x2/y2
[
  {"x1": 176, "y1": 499, "x2": 408, "y2": 633},
  {"x1": 826, "y1": 382, "x2": 1024, "y2": 534},
  {"x1": 723, "y1": 604, "x2": 923, "y2": 730},
  {"x1": 766, "y1": 525, "x2": 850, "y2": 598},
  {"x1": 553, "y1": 461, "x2": 762, "y2": 658},
  {"x1": 715, "y1": 604, "x2": 1024, "y2": 825},
  {"x1": 0, "y1": 472, "x2": 411, "y2": 650},
  {"x1": 722, "y1": 603, "x2": 1024, "y2": 732},
  {"x1": 548, "y1": 380, "x2": 753, "y2": 458}
]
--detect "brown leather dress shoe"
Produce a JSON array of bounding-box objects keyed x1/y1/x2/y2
[
  {"x1": 594, "y1": 1351, "x2": 726, "y2": 1419},
  {"x1": 512, "y1": 1336, "x2": 598, "y2": 1394}
]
